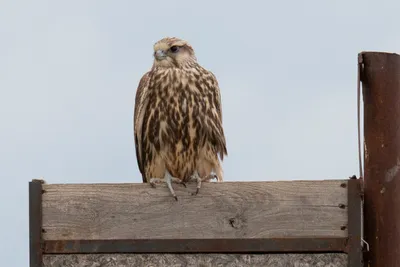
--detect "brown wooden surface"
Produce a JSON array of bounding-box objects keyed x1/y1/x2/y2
[
  {"x1": 42, "y1": 180, "x2": 348, "y2": 240},
  {"x1": 43, "y1": 254, "x2": 348, "y2": 267}
]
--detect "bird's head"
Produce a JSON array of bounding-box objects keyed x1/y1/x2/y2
[{"x1": 152, "y1": 37, "x2": 197, "y2": 68}]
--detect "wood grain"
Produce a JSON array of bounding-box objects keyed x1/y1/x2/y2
[
  {"x1": 42, "y1": 180, "x2": 348, "y2": 240},
  {"x1": 43, "y1": 253, "x2": 348, "y2": 267}
]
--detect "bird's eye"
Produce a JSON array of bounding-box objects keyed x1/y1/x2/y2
[{"x1": 170, "y1": 46, "x2": 180, "y2": 53}]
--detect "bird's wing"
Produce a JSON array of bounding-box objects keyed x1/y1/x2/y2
[
  {"x1": 203, "y1": 69, "x2": 228, "y2": 160},
  {"x1": 134, "y1": 71, "x2": 152, "y2": 183}
]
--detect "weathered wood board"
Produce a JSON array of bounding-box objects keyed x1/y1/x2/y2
[
  {"x1": 43, "y1": 253, "x2": 347, "y2": 267},
  {"x1": 42, "y1": 180, "x2": 348, "y2": 240}
]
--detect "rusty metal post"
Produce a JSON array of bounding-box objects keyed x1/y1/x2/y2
[{"x1": 362, "y1": 52, "x2": 400, "y2": 267}]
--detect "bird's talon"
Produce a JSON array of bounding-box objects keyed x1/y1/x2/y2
[
  {"x1": 149, "y1": 178, "x2": 163, "y2": 188},
  {"x1": 192, "y1": 188, "x2": 200, "y2": 196}
]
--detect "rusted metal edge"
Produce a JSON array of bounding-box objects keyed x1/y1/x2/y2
[
  {"x1": 29, "y1": 180, "x2": 44, "y2": 267},
  {"x1": 43, "y1": 237, "x2": 348, "y2": 254},
  {"x1": 347, "y1": 178, "x2": 363, "y2": 266}
]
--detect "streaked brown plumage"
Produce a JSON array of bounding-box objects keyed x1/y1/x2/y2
[{"x1": 134, "y1": 37, "x2": 227, "y2": 199}]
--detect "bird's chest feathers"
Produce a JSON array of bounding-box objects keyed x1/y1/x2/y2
[
  {"x1": 152, "y1": 69, "x2": 205, "y2": 114},
  {"x1": 147, "y1": 69, "x2": 208, "y2": 153}
]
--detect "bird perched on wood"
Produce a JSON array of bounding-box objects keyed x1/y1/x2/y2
[{"x1": 133, "y1": 37, "x2": 227, "y2": 200}]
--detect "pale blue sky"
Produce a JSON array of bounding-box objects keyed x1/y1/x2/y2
[{"x1": 1, "y1": 0, "x2": 399, "y2": 265}]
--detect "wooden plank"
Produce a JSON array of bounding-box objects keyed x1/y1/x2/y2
[
  {"x1": 43, "y1": 254, "x2": 348, "y2": 267},
  {"x1": 43, "y1": 237, "x2": 347, "y2": 253},
  {"x1": 29, "y1": 180, "x2": 44, "y2": 267},
  {"x1": 42, "y1": 180, "x2": 348, "y2": 240}
]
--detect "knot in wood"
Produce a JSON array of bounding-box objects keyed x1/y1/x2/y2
[{"x1": 229, "y1": 217, "x2": 244, "y2": 229}]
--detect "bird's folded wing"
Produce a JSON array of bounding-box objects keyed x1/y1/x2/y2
[
  {"x1": 202, "y1": 70, "x2": 228, "y2": 159},
  {"x1": 134, "y1": 71, "x2": 152, "y2": 182}
]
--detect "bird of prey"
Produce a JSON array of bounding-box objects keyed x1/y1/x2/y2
[{"x1": 133, "y1": 37, "x2": 227, "y2": 200}]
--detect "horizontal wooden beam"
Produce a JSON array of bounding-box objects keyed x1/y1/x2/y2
[
  {"x1": 43, "y1": 253, "x2": 348, "y2": 267},
  {"x1": 43, "y1": 238, "x2": 347, "y2": 254},
  {"x1": 42, "y1": 180, "x2": 348, "y2": 242}
]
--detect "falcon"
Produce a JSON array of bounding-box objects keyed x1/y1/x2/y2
[{"x1": 133, "y1": 37, "x2": 227, "y2": 200}]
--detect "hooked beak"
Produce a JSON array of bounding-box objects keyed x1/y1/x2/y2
[{"x1": 154, "y1": 50, "x2": 167, "y2": 60}]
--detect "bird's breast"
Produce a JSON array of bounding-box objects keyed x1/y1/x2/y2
[{"x1": 146, "y1": 68, "x2": 209, "y2": 147}]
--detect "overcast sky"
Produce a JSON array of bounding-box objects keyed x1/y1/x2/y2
[{"x1": 1, "y1": 0, "x2": 399, "y2": 265}]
